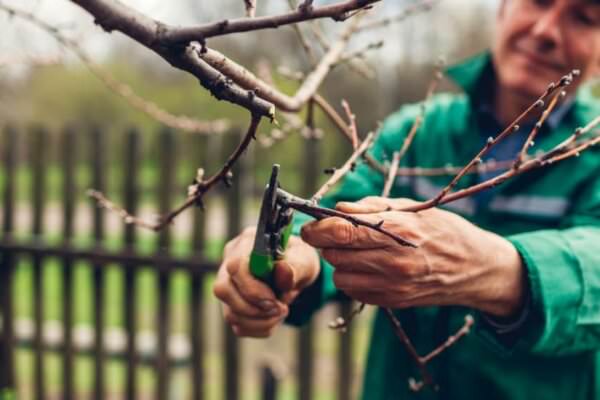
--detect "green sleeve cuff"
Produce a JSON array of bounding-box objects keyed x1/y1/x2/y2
[{"x1": 477, "y1": 230, "x2": 584, "y2": 355}]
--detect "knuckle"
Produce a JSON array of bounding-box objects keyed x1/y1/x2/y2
[
  {"x1": 212, "y1": 280, "x2": 229, "y2": 301},
  {"x1": 223, "y1": 309, "x2": 237, "y2": 325},
  {"x1": 334, "y1": 221, "x2": 354, "y2": 245},
  {"x1": 321, "y1": 248, "x2": 340, "y2": 266}
]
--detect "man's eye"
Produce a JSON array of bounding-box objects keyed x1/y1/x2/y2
[
  {"x1": 531, "y1": 0, "x2": 554, "y2": 8},
  {"x1": 573, "y1": 10, "x2": 596, "y2": 26}
]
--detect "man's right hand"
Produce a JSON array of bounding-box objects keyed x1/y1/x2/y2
[{"x1": 213, "y1": 227, "x2": 321, "y2": 338}]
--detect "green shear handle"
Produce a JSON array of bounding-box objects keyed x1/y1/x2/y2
[{"x1": 249, "y1": 164, "x2": 294, "y2": 289}]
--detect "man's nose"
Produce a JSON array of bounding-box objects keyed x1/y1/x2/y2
[{"x1": 530, "y1": 8, "x2": 563, "y2": 51}]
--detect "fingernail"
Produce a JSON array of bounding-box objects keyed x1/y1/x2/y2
[
  {"x1": 259, "y1": 299, "x2": 277, "y2": 312},
  {"x1": 266, "y1": 307, "x2": 282, "y2": 317}
]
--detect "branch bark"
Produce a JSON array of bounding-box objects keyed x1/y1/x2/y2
[{"x1": 162, "y1": 0, "x2": 382, "y2": 43}]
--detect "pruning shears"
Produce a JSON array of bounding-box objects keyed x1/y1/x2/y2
[{"x1": 249, "y1": 164, "x2": 295, "y2": 289}]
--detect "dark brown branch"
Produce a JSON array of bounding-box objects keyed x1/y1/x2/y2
[
  {"x1": 163, "y1": 0, "x2": 382, "y2": 43},
  {"x1": 280, "y1": 195, "x2": 417, "y2": 248},
  {"x1": 197, "y1": 18, "x2": 361, "y2": 112},
  {"x1": 68, "y1": 0, "x2": 275, "y2": 118}
]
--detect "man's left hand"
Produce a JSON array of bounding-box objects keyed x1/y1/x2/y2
[{"x1": 300, "y1": 197, "x2": 526, "y2": 318}]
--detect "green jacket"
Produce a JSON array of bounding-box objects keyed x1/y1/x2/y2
[{"x1": 287, "y1": 53, "x2": 600, "y2": 400}]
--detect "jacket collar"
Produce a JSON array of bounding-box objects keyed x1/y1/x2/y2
[{"x1": 446, "y1": 51, "x2": 600, "y2": 128}]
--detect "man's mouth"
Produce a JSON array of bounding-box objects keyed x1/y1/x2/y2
[{"x1": 514, "y1": 41, "x2": 566, "y2": 72}]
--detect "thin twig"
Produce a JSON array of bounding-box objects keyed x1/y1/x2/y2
[
  {"x1": 382, "y1": 151, "x2": 401, "y2": 197},
  {"x1": 420, "y1": 315, "x2": 474, "y2": 364},
  {"x1": 355, "y1": 0, "x2": 437, "y2": 32},
  {"x1": 196, "y1": 16, "x2": 363, "y2": 112},
  {"x1": 287, "y1": 0, "x2": 318, "y2": 66},
  {"x1": 419, "y1": 71, "x2": 578, "y2": 210},
  {"x1": 163, "y1": 0, "x2": 382, "y2": 43},
  {"x1": 65, "y1": 0, "x2": 275, "y2": 117},
  {"x1": 341, "y1": 100, "x2": 359, "y2": 149},
  {"x1": 514, "y1": 89, "x2": 565, "y2": 167},
  {"x1": 89, "y1": 114, "x2": 263, "y2": 230},
  {"x1": 396, "y1": 65, "x2": 444, "y2": 161},
  {"x1": 0, "y1": 3, "x2": 229, "y2": 135},
  {"x1": 280, "y1": 195, "x2": 417, "y2": 247},
  {"x1": 312, "y1": 131, "x2": 375, "y2": 202},
  {"x1": 244, "y1": 0, "x2": 257, "y2": 17}
]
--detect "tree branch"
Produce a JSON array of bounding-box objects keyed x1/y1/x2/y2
[
  {"x1": 0, "y1": 3, "x2": 229, "y2": 134},
  {"x1": 89, "y1": 113, "x2": 263, "y2": 230},
  {"x1": 68, "y1": 0, "x2": 275, "y2": 118},
  {"x1": 312, "y1": 130, "x2": 375, "y2": 202},
  {"x1": 162, "y1": 0, "x2": 382, "y2": 43}
]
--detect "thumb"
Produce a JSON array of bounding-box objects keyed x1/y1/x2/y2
[{"x1": 274, "y1": 259, "x2": 296, "y2": 293}]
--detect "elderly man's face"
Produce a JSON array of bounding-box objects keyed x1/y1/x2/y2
[{"x1": 493, "y1": 0, "x2": 600, "y2": 99}]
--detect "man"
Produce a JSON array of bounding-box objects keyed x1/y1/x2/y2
[{"x1": 214, "y1": 0, "x2": 600, "y2": 398}]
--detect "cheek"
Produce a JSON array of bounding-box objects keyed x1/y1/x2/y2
[{"x1": 565, "y1": 37, "x2": 600, "y2": 78}]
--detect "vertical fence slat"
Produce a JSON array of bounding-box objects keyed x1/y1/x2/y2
[
  {"x1": 338, "y1": 301, "x2": 353, "y2": 400},
  {"x1": 191, "y1": 133, "x2": 209, "y2": 400},
  {"x1": 123, "y1": 128, "x2": 139, "y2": 400},
  {"x1": 62, "y1": 127, "x2": 76, "y2": 400},
  {"x1": 298, "y1": 133, "x2": 320, "y2": 400},
  {"x1": 224, "y1": 130, "x2": 243, "y2": 400},
  {"x1": 156, "y1": 128, "x2": 174, "y2": 400},
  {"x1": 0, "y1": 126, "x2": 17, "y2": 393},
  {"x1": 90, "y1": 127, "x2": 106, "y2": 400},
  {"x1": 261, "y1": 365, "x2": 277, "y2": 400},
  {"x1": 31, "y1": 127, "x2": 47, "y2": 400}
]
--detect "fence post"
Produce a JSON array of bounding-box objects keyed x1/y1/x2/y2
[
  {"x1": 61, "y1": 126, "x2": 76, "y2": 400},
  {"x1": 31, "y1": 126, "x2": 48, "y2": 400},
  {"x1": 224, "y1": 129, "x2": 245, "y2": 400},
  {"x1": 261, "y1": 365, "x2": 278, "y2": 400},
  {"x1": 122, "y1": 127, "x2": 140, "y2": 400},
  {"x1": 190, "y1": 132, "x2": 212, "y2": 400},
  {"x1": 90, "y1": 126, "x2": 106, "y2": 400},
  {"x1": 156, "y1": 128, "x2": 175, "y2": 400},
  {"x1": 0, "y1": 126, "x2": 17, "y2": 395},
  {"x1": 298, "y1": 129, "x2": 321, "y2": 400}
]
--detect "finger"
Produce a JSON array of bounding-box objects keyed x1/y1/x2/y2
[
  {"x1": 321, "y1": 248, "x2": 385, "y2": 274},
  {"x1": 274, "y1": 259, "x2": 295, "y2": 293},
  {"x1": 301, "y1": 217, "x2": 390, "y2": 249},
  {"x1": 332, "y1": 270, "x2": 380, "y2": 292},
  {"x1": 336, "y1": 196, "x2": 392, "y2": 214},
  {"x1": 225, "y1": 306, "x2": 288, "y2": 338},
  {"x1": 390, "y1": 198, "x2": 423, "y2": 211},
  {"x1": 225, "y1": 257, "x2": 283, "y2": 312},
  {"x1": 213, "y1": 275, "x2": 282, "y2": 318}
]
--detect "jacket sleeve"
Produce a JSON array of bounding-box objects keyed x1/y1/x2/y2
[
  {"x1": 478, "y1": 167, "x2": 600, "y2": 356},
  {"x1": 285, "y1": 109, "x2": 416, "y2": 326}
]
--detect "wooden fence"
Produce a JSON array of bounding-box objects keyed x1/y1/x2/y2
[{"x1": 0, "y1": 125, "x2": 357, "y2": 400}]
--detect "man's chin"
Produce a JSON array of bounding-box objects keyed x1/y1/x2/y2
[{"x1": 503, "y1": 74, "x2": 554, "y2": 102}]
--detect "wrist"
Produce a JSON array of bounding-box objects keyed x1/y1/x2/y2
[{"x1": 474, "y1": 234, "x2": 527, "y2": 318}]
